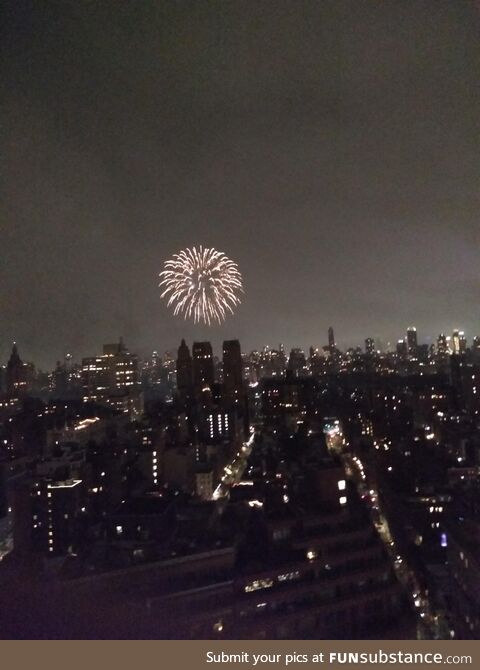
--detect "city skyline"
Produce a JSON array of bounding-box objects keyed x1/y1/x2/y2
[
  {"x1": 1, "y1": 323, "x2": 478, "y2": 372},
  {"x1": 3, "y1": 1, "x2": 480, "y2": 368},
  {"x1": 3, "y1": 302, "x2": 480, "y2": 639},
  {"x1": 3, "y1": 0, "x2": 480, "y2": 645}
]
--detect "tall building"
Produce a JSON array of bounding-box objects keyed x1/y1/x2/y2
[
  {"x1": 81, "y1": 338, "x2": 140, "y2": 412},
  {"x1": 365, "y1": 338, "x2": 375, "y2": 355},
  {"x1": 287, "y1": 348, "x2": 308, "y2": 377},
  {"x1": 452, "y1": 330, "x2": 461, "y2": 355},
  {"x1": 192, "y1": 342, "x2": 214, "y2": 390},
  {"x1": 437, "y1": 333, "x2": 448, "y2": 356},
  {"x1": 309, "y1": 347, "x2": 325, "y2": 377},
  {"x1": 176, "y1": 339, "x2": 193, "y2": 404},
  {"x1": 32, "y1": 478, "x2": 85, "y2": 556},
  {"x1": 396, "y1": 339, "x2": 407, "y2": 359},
  {"x1": 141, "y1": 351, "x2": 162, "y2": 389},
  {"x1": 6, "y1": 343, "x2": 27, "y2": 399},
  {"x1": 328, "y1": 326, "x2": 335, "y2": 350},
  {"x1": 52, "y1": 360, "x2": 68, "y2": 396},
  {"x1": 222, "y1": 340, "x2": 243, "y2": 404},
  {"x1": 406, "y1": 327, "x2": 418, "y2": 359},
  {"x1": 257, "y1": 347, "x2": 287, "y2": 379}
]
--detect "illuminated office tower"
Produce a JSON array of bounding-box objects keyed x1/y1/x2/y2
[
  {"x1": 396, "y1": 339, "x2": 407, "y2": 359},
  {"x1": 437, "y1": 333, "x2": 448, "y2": 356},
  {"x1": 81, "y1": 338, "x2": 140, "y2": 408},
  {"x1": 452, "y1": 330, "x2": 464, "y2": 355}
]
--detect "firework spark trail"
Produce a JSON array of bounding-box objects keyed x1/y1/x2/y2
[{"x1": 159, "y1": 246, "x2": 243, "y2": 325}]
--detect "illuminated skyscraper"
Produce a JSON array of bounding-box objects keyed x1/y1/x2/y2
[
  {"x1": 406, "y1": 327, "x2": 418, "y2": 359},
  {"x1": 450, "y1": 329, "x2": 467, "y2": 355},
  {"x1": 365, "y1": 338, "x2": 375, "y2": 355},
  {"x1": 81, "y1": 338, "x2": 140, "y2": 412},
  {"x1": 437, "y1": 333, "x2": 448, "y2": 356},
  {"x1": 396, "y1": 339, "x2": 407, "y2": 359},
  {"x1": 309, "y1": 347, "x2": 324, "y2": 376},
  {"x1": 452, "y1": 329, "x2": 461, "y2": 355}
]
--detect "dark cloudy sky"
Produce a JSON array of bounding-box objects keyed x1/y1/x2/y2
[{"x1": 3, "y1": 0, "x2": 480, "y2": 368}]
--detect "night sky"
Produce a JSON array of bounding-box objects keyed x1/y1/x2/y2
[{"x1": 3, "y1": 1, "x2": 480, "y2": 368}]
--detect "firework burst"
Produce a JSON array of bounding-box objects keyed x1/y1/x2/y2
[{"x1": 159, "y1": 246, "x2": 243, "y2": 325}]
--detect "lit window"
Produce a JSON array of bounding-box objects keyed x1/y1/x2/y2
[
  {"x1": 244, "y1": 578, "x2": 273, "y2": 593},
  {"x1": 278, "y1": 571, "x2": 300, "y2": 582},
  {"x1": 337, "y1": 480, "x2": 346, "y2": 491},
  {"x1": 213, "y1": 620, "x2": 224, "y2": 633}
]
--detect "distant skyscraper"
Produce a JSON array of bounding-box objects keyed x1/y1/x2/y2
[
  {"x1": 452, "y1": 330, "x2": 461, "y2": 355},
  {"x1": 176, "y1": 339, "x2": 193, "y2": 403},
  {"x1": 437, "y1": 333, "x2": 448, "y2": 356},
  {"x1": 6, "y1": 343, "x2": 26, "y2": 398},
  {"x1": 328, "y1": 327, "x2": 335, "y2": 349},
  {"x1": 52, "y1": 360, "x2": 68, "y2": 396},
  {"x1": 222, "y1": 340, "x2": 243, "y2": 403},
  {"x1": 396, "y1": 339, "x2": 407, "y2": 358},
  {"x1": 406, "y1": 327, "x2": 418, "y2": 358},
  {"x1": 81, "y1": 338, "x2": 140, "y2": 410},
  {"x1": 309, "y1": 347, "x2": 324, "y2": 377},
  {"x1": 365, "y1": 338, "x2": 375, "y2": 355},
  {"x1": 192, "y1": 342, "x2": 214, "y2": 390},
  {"x1": 287, "y1": 348, "x2": 308, "y2": 377}
]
